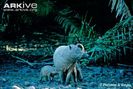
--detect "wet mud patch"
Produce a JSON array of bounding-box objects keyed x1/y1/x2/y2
[{"x1": 0, "y1": 62, "x2": 133, "y2": 89}]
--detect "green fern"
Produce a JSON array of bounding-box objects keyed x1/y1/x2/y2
[
  {"x1": 109, "y1": 0, "x2": 131, "y2": 21},
  {"x1": 55, "y1": 9, "x2": 97, "y2": 44},
  {"x1": 55, "y1": 8, "x2": 79, "y2": 34}
]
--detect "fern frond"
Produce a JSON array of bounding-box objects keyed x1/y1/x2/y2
[
  {"x1": 109, "y1": 0, "x2": 131, "y2": 21},
  {"x1": 55, "y1": 15, "x2": 79, "y2": 34},
  {"x1": 55, "y1": 10, "x2": 97, "y2": 44},
  {"x1": 55, "y1": 8, "x2": 80, "y2": 34}
]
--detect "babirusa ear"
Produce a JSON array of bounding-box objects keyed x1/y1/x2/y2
[{"x1": 76, "y1": 43, "x2": 85, "y2": 52}]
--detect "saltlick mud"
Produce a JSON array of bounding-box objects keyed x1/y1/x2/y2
[{"x1": 0, "y1": 61, "x2": 133, "y2": 89}]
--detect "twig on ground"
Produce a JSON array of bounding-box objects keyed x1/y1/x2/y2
[
  {"x1": 11, "y1": 55, "x2": 54, "y2": 67},
  {"x1": 11, "y1": 55, "x2": 34, "y2": 66}
]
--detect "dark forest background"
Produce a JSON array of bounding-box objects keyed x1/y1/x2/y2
[{"x1": 0, "y1": 0, "x2": 133, "y2": 66}]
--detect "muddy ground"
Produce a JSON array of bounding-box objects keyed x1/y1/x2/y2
[{"x1": 0, "y1": 60, "x2": 133, "y2": 89}]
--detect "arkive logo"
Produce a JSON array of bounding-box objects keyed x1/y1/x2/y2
[{"x1": 3, "y1": 2, "x2": 37, "y2": 12}]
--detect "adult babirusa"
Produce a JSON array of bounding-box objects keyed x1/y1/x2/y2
[{"x1": 53, "y1": 43, "x2": 89, "y2": 84}]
